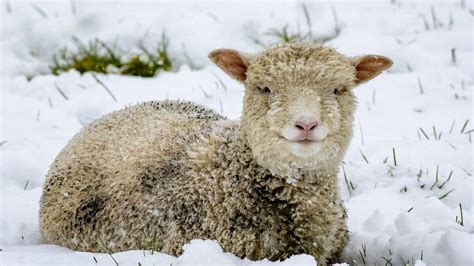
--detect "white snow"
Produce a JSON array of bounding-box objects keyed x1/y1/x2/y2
[
  {"x1": 1, "y1": 0, "x2": 473, "y2": 265},
  {"x1": 1, "y1": 240, "x2": 316, "y2": 266}
]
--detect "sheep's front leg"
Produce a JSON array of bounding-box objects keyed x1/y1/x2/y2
[
  {"x1": 293, "y1": 188, "x2": 347, "y2": 265},
  {"x1": 329, "y1": 202, "x2": 349, "y2": 263}
]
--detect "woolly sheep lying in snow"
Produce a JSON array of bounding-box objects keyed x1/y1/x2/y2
[{"x1": 40, "y1": 43, "x2": 392, "y2": 264}]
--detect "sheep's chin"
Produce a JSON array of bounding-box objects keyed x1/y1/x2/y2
[{"x1": 288, "y1": 141, "x2": 323, "y2": 158}]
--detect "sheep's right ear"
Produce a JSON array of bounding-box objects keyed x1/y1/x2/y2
[{"x1": 209, "y1": 49, "x2": 249, "y2": 82}]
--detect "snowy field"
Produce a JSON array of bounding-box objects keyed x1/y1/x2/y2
[{"x1": 1, "y1": 0, "x2": 473, "y2": 265}]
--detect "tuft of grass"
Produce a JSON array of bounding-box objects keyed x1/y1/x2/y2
[
  {"x1": 210, "y1": 71, "x2": 228, "y2": 92},
  {"x1": 449, "y1": 120, "x2": 456, "y2": 134},
  {"x1": 148, "y1": 232, "x2": 158, "y2": 255},
  {"x1": 342, "y1": 163, "x2": 355, "y2": 195},
  {"x1": 358, "y1": 243, "x2": 367, "y2": 264},
  {"x1": 420, "y1": 14, "x2": 430, "y2": 30},
  {"x1": 301, "y1": 3, "x2": 312, "y2": 38},
  {"x1": 419, "y1": 127, "x2": 430, "y2": 140},
  {"x1": 451, "y1": 48, "x2": 456, "y2": 65},
  {"x1": 417, "y1": 77, "x2": 424, "y2": 94},
  {"x1": 138, "y1": 232, "x2": 160, "y2": 256},
  {"x1": 432, "y1": 125, "x2": 442, "y2": 140},
  {"x1": 265, "y1": 24, "x2": 302, "y2": 44},
  {"x1": 92, "y1": 74, "x2": 117, "y2": 102},
  {"x1": 460, "y1": 119, "x2": 469, "y2": 133},
  {"x1": 438, "y1": 189, "x2": 455, "y2": 200},
  {"x1": 52, "y1": 37, "x2": 121, "y2": 75},
  {"x1": 51, "y1": 33, "x2": 172, "y2": 77},
  {"x1": 251, "y1": 4, "x2": 341, "y2": 47},
  {"x1": 416, "y1": 168, "x2": 423, "y2": 182},
  {"x1": 381, "y1": 256, "x2": 393, "y2": 266},
  {"x1": 99, "y1": 239, "x2": 119, "y2": 266},
  {"x1": 182, "y1": 43, "x2": 199, "y2": 70},
  {"x1": 431, "y1": 5, "x2": 442, "y2": 29},
  {"x1": 438, "y1": 170, "x2": 453, "y2": 189},
  {"x1": 446, "y1": 141, "x2": 457, "y2": 150},
  {"x1": 54, "y1": 82, "x2": 69, "y2": 101},
  {"x1": 31, "y1": 3, "x2": 48, "y2": 19},
  {"x1": 456, "y1": 203, "x2": 464, "y2": 226},
  {"x1": 360, "y1": 150, "x2": 369, "y2": 164},
  {"x1": 430, "y1": 165, "x2": 439, "y2": 189},
  {"x1": 199, "y1": 86, "x2": 212, "y2": 99},
  {"x1": 392, "y1": 147, "x2": 397, "y2": 167},
  {"x1": 387, "y1": 166, "x2": 395, "y2": 177}
]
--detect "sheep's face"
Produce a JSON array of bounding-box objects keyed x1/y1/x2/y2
[{"x1": 210, "y1": 43, "x2": 392, "y2": 176}]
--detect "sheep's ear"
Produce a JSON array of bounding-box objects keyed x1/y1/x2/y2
[
  {"x1": 209, "y1": 49, "x2": 250, "y2": 82},
  {"x1": 351, "y1": 55, "x2": 393, "y2": 85}
]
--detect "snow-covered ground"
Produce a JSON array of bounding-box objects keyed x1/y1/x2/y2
[{"x1": 1, "y1": 0, "x2": 472, "y2": 265}]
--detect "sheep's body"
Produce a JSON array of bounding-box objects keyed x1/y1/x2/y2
[
  {"x1": 41, "y1": 43, "x2": 393, "y2": 264},
  {"x1": 40, "y1": 100, "x2": 347, "y2": 262}
]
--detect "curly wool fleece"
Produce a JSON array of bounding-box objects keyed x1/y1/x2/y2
[{"x1": 40, "y1": 43, "x2": 392, "y2": 264}]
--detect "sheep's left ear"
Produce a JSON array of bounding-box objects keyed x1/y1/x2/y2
[
  {"x1": 351, "y1": 55, "x2": 393, "y2": 85},
  {"x1": 208, "y1": 49, "x2": 250, "y2": 83}
]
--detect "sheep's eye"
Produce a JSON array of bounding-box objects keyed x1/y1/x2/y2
[
  {"x1": 333, "y1": 88, "x2": 339, "y2": 95},
  {"x1": 259, "y1": 86, "x2": 272, "y2": 94}
]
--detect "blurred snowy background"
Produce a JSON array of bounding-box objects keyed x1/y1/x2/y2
[{"x1": 0, "y1": 0, "x2": 472, "y2": 265}]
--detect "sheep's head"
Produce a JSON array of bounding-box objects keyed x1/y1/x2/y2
[{"x1": 209, "y1": 43, "x2": 392, "y2": 177}]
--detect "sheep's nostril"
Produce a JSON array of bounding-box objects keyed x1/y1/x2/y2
[
  {"x1": 295, "y1": 121, "x2": 319, "y2": 132},
  {"x1": 295, "y1": 124, "x2": 305, "y2": 130}
]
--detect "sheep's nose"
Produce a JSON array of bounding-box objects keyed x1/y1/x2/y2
[{"x1": 295, "y1": 121, "x2": 318, "y2": 133}]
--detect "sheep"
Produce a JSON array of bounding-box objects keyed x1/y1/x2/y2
[{"x1": 39, "y1": 42, "x2": 392, "y2": 264}]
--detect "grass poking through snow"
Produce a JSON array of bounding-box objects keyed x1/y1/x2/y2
[
  {"x1": 51, "y1": 33, "x2": 172, "y2": 77},
  {"x1": 342, "y1": 163, "x2": 355, "y2": 195},
  {"x1": 456, "y1": 203, "x2": 464, "y2": 226},
  {"x1": 392, "y1": 147, "x2": 397, "y2": 167},
  {"x1": 248, "y1": 4, "x2": 341, "y2": 47}
]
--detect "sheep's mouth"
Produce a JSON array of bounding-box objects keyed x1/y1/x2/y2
[
  {"x1": 287, "y1": 139, "x2": 322, "y2": 147},
  {"x1": 280, "y1": 136, "x2": 321, "y2": 145},
  {"x1": 291, "y1": 139, "x2": 316, "y2": 145},
  {"x1": 277, "y1": 134, "x2": 324, "y2": 145}
]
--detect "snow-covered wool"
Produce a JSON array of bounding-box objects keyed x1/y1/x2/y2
[{"x1": 39, "y1": 42, "x2": 392, "y2": 264}]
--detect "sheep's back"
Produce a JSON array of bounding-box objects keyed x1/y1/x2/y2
[{"x1": 39, "y1": 100, "x2": 225, "y2": 252}]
